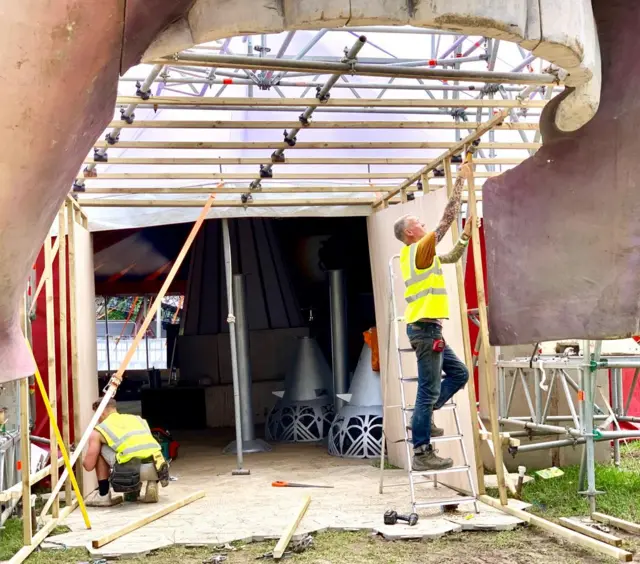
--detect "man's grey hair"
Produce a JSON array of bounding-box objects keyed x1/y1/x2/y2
[{"x1": 393, "y1": 214, "x2": 411, "y2": 243}]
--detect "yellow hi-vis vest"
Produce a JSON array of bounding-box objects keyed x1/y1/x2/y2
[
  {"x1": 399, "y1": 243, "x2": 449, "y2": 323},
  {"x1": 96, "y1": 413, "x2": 162, "y2": 465}
]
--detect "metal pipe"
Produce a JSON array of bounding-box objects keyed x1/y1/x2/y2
[
  {"x1": 516, "y1": 438, "x2": 586, "y2": 453},
  {"x1": 342, "y1": 26, "x2": 460, "y2": 35},
  {"x1": 80, "y1": 64, "x2": 164, "y2": 185},
  {"x1": 271, "y1": 29, "x2": 328, "y2": 82},
  {"x1": 611, "y1": 368, "x2": 621, "y2": 466},
  {"x1": 233, "y1": 274, "x2": 254, "y2": 442},
  {"x1": 508, "y1": 415, "x2": 608, "y2": 421},
  {"x1": 157, "y1": 53, "x2": 558, "y2": 86},
  {"x1": 499, "y1": 417, "x2": 582, "y2": 437},
  {"x1": 258, "y1": 36, "x2": 367, "y2": 186},
  {"x1": 222, "y1": 219, "x2": 245, "y2": 472},
  {"x1": 329, "y1": 270, "x2": 349, "y2": 411},
  {"x1": 582, "y1": 340, "x2": 597, "y2": 514},
  {"x1": 440, "y1": 36, "x2": 468, "y2": 59}
]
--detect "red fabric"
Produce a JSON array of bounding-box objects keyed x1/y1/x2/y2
[
  {"x1": 32, "y1": 239, "x2": 75, "y2": 443},
  {"x1": 463, "y1": 223, "x2": 488, "y2": 401}
]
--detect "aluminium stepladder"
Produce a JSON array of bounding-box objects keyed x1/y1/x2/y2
[{"x1": 380, "y1": 254, "x2": 479, "y2": 514}]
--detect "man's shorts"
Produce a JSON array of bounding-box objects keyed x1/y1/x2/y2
[{"x1": 100, "y1": 445, "x2": 158, "y2": 481}]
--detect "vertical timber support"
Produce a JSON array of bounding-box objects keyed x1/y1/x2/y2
[
  {"x1": 466, "y1": 156, "x2": 508, "y2": 505},
  {"x1": 18, "y1": 295, "x2": 32, "y2": 545},
  {"x1": 444, "y1": 158, "x2": 485, "y2": 494},
  {"x1": 66, "y1": 200, "x2": 83, "y2": 490},
  {"x1": 58, "y1": 208, "x2": 72, "y2": 504},
  {"x1": 43, "y1": 235, "x2": 59, "y2": 518}
]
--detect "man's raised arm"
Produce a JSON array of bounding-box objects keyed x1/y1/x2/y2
[{"x1": 434, "y1": 164, "x2": 472, "y2": 243}]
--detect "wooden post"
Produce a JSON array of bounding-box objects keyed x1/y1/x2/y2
[
  {"x1": 465, "y1": 159, "x2": 508, "y2": 505},
  {"x1": 18, "y1": 293, "x2": 32, "y2": 543},
  {"x1": 91, "y1": 491, "x2": 205, "y2": 548},
  {"x1": 273, "y1": 496, "x2": 312, "y2": 559},
  {"x1": 43, "y1": 235, "x2": 59, "y2": 517},
  {"x1": 58, "y1": 208, "x2": 71, "y2": 504},
  {"x1": 66, "y1": 200, "x2": 83, "y2": 490},
  {"x1": 443, "y1": 158, "x2": 485, "y2": 494}
]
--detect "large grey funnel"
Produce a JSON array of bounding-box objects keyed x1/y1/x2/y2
[{"x1": 329, "y1": 343, "x2": 383, "y2": 459}]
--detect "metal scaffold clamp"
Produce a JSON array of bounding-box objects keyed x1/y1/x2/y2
[
  {"x1": 298, "y1": 114, "x2": 310, "y2": 127},
  {"x1": 259, "y1": 164, "x2": 273, "y2": 178},
  {"x1": 105, "y1": 132, "x2": 119, "y2": 145},
  {"x1": 120, "y1": 108, "x2": 135, "y2": 124},
  {"x1": 450, "y1": 108, "x2": 468, "y2": 121},
  {"x1": 93, "y1": 148, "x2": 108, "y2": 162},
  {"x1": 241, "y1": 193, "x2": 253, "y2": 206},
  {"x1": 315, "y1": 85, "x2": 330, "y2": 103},
  {"x1": 72, "y1": 181, "x2": 85, "y2": 193},
  {"x1": 135, "y1": 80, "x2": 152, "y2": 101},
  {"x1": 83, "y1": 166, "x2": 97, "y2": 178},
  {"x1": 249, "y1": 179, "x2": 262, "y2": 191},
  {"x1": 283, "y1": 130, "x2": 297, "y2": 147},
  {"x1": 270, "y1": 152, "x2": 286, "y2": 163},
  {"x1": 341, "y1": 46, "x2": 358, "y2": 74}
]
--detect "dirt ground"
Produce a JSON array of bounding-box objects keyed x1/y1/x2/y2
[{"x1": 23, "y1": 526, "x2": 636, "y2": 564}]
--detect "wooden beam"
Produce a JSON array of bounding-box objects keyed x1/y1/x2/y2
[
  {"x1": 444, "y1": 158, "x2": 485, "y2": 495},
  {"x1": 93, "y1": 140, "x2": 540, "y2": 151},
  {"x1": 592, "y1": 513, "x2": 640, "y2": 535},
  {"x1": 109, "y1": 120, "x2": 539, "y2": 130},
  {"x1": 0, "y1": 457, "x2": 66, "y2": 503},
  {"x1": 43, "y1": 236, "x2": 59, "y2": 518},
  {"x1": 77, "y1": 186, "x2": 399, "y2": 195},
  {"x1": 79, "y1": 198, "x2": 379, "y2": 208},
  {"x1": 272, "y1": 496, "x2": 312, "y2": 559},
  {"x1": 559, "y1": 518, "x2": 623, "y2": 547},
  {"x1": 374, "y1": 110, "x2": 509, "y2": 207},
  {"x1": 8, "y1": 502, "x2": 78, "y2": 564},
  {"x1": 57, "y1": 209, "x2": 71, "y2": 504},
  {"x1": 78, "y1": 171, "x2": 504, "y2": 181},
  {"x1": 66, "y1": 201, "x2": 83, "y2": 491},
  {"x1": 479, "y1": 496, "x2": 633, "y2": 562},
  {"x1": 467, "y1": 161, "x2": 508, "y2": 505},
  {"x1": 19, "y1": 377, "x2": 32, "y2": 543},
  {"x1": 91, "y1": 490, "x2": 206, "y2": 548},
  {"x1": 81, "y1": 157, "x2": 526, "y2": 166},
  {"x1": 28, "y1": 238, "x2": 60, "y2": 316},
  {"x1": 116, "y1": 96, "x2": 548, "y2": 109}
]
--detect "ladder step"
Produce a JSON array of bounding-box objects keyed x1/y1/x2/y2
[
  {"x1": 410, "y1": 465, "x2": 470, "y2": 477},
  {"x1": 400, "y1": 434, "x2": 464, "y2": 443},
  {"x1": 402, "y1": 403, "x2": 457, "y2": 412},
  {"x1": 414, "y1": 496, "x2": 477, "y2": 509},
  {"x1": 398, "y1": 347, "x2": 413, "y2": 353}
]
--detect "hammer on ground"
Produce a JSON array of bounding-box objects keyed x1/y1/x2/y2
[{"x1": 383, "y1": 510, "x2": 419, "y2": 526}]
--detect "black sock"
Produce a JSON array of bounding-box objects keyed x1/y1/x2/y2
[{"x1": 98, "y1": 479, "x2": 110, "y2": 496}]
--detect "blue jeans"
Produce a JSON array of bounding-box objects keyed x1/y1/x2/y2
[{"x1": 407, "y1": 321, "x2": 469, "y2": 450}]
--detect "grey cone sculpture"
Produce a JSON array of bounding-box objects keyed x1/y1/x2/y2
[
  {"x1": 328, "y1": 344, "x2": 383, "y2": 459},
  {"x1": 266, "y1": 336, "x2": 335, "y2": 442}
]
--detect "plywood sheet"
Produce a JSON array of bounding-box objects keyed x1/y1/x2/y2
[
  {"x1": 484, "y1": 0, "x2": 640, "y2": 345},
  {"x1": 73, "y1": 223, "x2": 99, "y2": 495},
  {"x1": 367, "y1": 193, "x2": 477, "y2": 491}
]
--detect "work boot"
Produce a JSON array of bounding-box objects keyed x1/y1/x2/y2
[
  {"x1": 85, "y1": 489, "x2": 123, "y2": 508},
  {"x1": 407, "y1": 415, "x2": 444, "y2": 437},
  {"x1": 141, "y1": 481, "x2": 160, "y2": 503},
  {"x1": 412, "y1": 445, "x2": 453, "y2": 471},
  {"x1": 153, "y1": 452, "x2": 170, "y2": 487},
  {"x1": 431, "y1": 422, "x2": 445, "y2": 437}
]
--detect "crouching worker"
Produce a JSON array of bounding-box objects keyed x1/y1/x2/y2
[{"x1": 83, "y1": 398, "x2": 169, "y2": 506}]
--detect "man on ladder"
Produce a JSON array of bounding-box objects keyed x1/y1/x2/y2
[{"x1": 392, "y1": 163, "x2": 474, "y2": 472}]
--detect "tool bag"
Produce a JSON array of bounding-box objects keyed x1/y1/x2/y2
[{"x1": 110, "y1": 458, "x2": 142, "y2": 494}]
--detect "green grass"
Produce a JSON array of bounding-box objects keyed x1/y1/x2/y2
[{"x1": 484, "y1": 440, "x2": 640, "y2": 525}]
